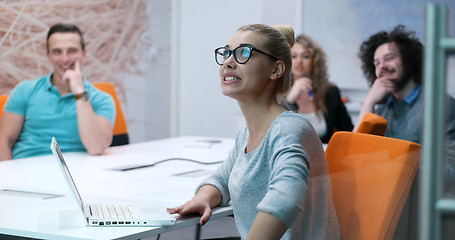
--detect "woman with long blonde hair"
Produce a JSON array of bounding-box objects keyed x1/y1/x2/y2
[{"x1": 286, "y1": 34, "x2": 353, "y2": 143}]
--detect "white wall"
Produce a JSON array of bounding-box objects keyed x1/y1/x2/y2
[
  {"x1": 125, "y1": 1, "x2": 172, "y2": 143},
  {"x1": 175, "y1": 0, "x2": 302, "y2": 138}
]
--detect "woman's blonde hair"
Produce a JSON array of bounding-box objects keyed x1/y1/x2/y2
[
  {"x1": 295, "y1": 34, "x2": 333, "y2": 114},
  {"x1": 237, "y1": 24, "x2": 294, "y2": 102}
]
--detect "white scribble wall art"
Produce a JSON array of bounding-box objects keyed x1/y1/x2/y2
[
  {"x1": 0, "y1": 0, "x2": 174, "y2": 143},
  {"x1": 0, "y1": 0, "x2": 151, "y2": 101}
]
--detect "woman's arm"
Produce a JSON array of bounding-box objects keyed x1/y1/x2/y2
[
  {"x1": 247, "y1": 211, "x2": 287, "y2": 240},
  {"x1": 167, "y1": 185, "x2": 222, "y2": 226}
]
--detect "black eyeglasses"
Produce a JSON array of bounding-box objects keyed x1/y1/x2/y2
[{"x1": 214, "y1": 45, "x2": 279, "y2": 65}]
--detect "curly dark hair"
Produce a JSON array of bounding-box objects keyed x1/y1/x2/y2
[{"x1": 358, "y1": 25, "x2": 423, "y2": 86}]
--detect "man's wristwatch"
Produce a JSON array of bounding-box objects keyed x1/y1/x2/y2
[{"x1": 74, "y1": 91, "x2": 88, "y2": 101}]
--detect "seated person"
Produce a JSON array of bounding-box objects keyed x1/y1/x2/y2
[
  {"x1": 168, "y1": 24, "x2": 340, "y2": 239},
  {"x1": 356, "y1": 24, "x2": 455, "y2": 239},
  {"x1": 0, "y1": 23, "x2": 115, "y2": 160},
  {"x1": 355, "y1": 24, "x2": 455, "y2": 143},
  {"x1": 285, "y1": 34, "x2": 353, "y2": 143}
]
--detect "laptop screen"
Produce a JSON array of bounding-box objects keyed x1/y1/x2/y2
[{"x1": 50, "y1": 137, "x2": 85, "y2": 211}]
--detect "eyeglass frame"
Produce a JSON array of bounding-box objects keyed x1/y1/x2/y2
[{"x1": 214, "y1": 44, "x2": 280, "y2": 65}]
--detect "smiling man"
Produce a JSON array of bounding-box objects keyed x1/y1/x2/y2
[
  {"x1": 355, "y1": 25, "x2": 455, "y2": 143},
  {"x1": 0, "y1": 23, "x2": 115, "y2": 160},
  {"x1": 354, "y1": 25, "x2": 429, "y2": 142},
  {"x1": 355, "y1": 25, "x2": 455, "y2": 239}
]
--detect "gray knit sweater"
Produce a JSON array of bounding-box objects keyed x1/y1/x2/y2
[{"x1": 200, "y1": 111, "x2": 340, "y2": 239}]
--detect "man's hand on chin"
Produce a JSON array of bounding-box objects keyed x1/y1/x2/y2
[{"x1": 63, "y1": 60, "x2": 84, "y2": 94}]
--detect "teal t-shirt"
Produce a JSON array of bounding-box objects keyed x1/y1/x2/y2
[{"x1": 4, "y1": 74, "x2": 115, "y2": 159}]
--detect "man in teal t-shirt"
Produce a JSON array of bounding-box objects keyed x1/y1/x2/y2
[{"x1": 0, "y1": 23, "x2": 115, "y2": 160}]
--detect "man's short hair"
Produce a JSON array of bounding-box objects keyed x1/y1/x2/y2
[
  {"x1": 358, "y1": 25, "x2": 423, "y2": 86},
  {"x1": 46, "y1": 23, "x2": 85, "y2": 53}
]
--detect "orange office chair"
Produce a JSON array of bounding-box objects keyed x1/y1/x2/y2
[
  {"x1": 0, "y1": 95, "x2": 8, "y2": 119},
  {"x1": 356, "y1": 112, "x2": 388, "y2": 136},
  {"x1": 325, "y1": 131, "x2": 420, "y2": 240},
  {"x1": 93, "y1": 82, "x2": 129, "y2": 146}
]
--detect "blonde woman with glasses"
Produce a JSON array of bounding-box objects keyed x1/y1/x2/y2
[{"x1": 168, "y1": 24, "x2": 339, "y2": 240}]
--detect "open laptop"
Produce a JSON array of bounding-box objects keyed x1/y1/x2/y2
[{"x1": 50, "y1": 137, "x2": 176, "y2": 227}]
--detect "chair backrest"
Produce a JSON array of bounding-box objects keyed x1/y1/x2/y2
[
  {"x1": 93, "y1": 82, "x2": 129, "y2": 146},
  {"x1": 0, "y1": 95, "x2": 8, "y2": 119},
  {"x1": 325, "y1": 131, "x2": 420, "y2": 240},
  {"x1": 356, "y1": 112, "x2": 388, "y2": 136}
]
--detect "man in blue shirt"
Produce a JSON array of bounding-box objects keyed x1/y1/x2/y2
[
  {"x1": 0, "y1": 23, "x2": 115, "y2": 160},
  {"x1": 355, "y1": 25, "x2": 455, "y2": 240},
  {"x1": 355, "y1": 24, "x2": 455, "y2": 146}
]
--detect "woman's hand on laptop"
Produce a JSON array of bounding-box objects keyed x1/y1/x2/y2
[{"x1": 167, "y1": 185, "x2": 221, "y2": 226}]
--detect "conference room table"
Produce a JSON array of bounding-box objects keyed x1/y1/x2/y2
[{"x1": 0, "y1": 136, "x2": 235, "y2": 240}]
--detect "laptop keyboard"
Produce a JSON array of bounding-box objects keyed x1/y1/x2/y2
[{"x1": 89, "y1": 204, "x2": 138, "y2": 219}]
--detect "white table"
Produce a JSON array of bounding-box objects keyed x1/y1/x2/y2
[{"x1": 0, "y1": 136, "x2": 235, "y2": 240}]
